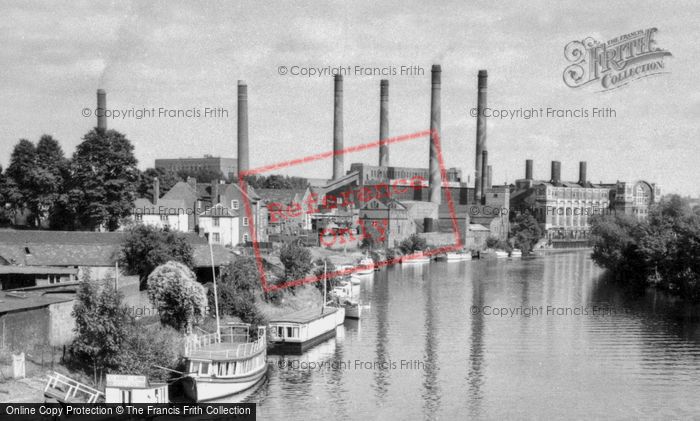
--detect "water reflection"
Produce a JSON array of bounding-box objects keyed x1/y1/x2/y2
[{"x1": 233, "y1": 251, "x2": 700, "y2": 419}]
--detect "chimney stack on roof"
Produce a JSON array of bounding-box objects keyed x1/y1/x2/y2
[
  {"x1": 525, "y1": 159, "x2": 533, "y2": 180},
  {"x1": 379, "y1": 79, "x2": 390, "y2": 167},
  {"x1": 579, "y1": 161, "x2": 587, "y2": 186},
  {"x1": 551, "y1": 161, "x2": 561, "y2": 185},
  {"x1": 237, "y1": 81, "x2": 249, "y2": 175}
]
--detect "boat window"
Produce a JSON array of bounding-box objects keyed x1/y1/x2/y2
[
  {"x1": 293, "y1": 327, "x2": 299, "y2": 338},
  {"x1": 218, "y1": 362, "x2": 225, "y2": 377},
  {"x1": 200, "y1": 362, "x2": 210, "y2": 375},
  {"x1": 277, "y1": 326, "x2": 283, "y2": 337},
  {"x1": 122, "y1": 390, "x2": 132, "y2": 404},
  {"x1": 231, "y1": 361, "x2": 238, "y2": 375},
  {"x1": 287, "y1": 327, "x2": 293, "y2": 337},
  {"x1": 190, "y1": 362, "x2": 200, "y2": 373}
]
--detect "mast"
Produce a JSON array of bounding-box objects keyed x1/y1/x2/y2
[
  {"x1": 323, "y1": 260, "x2": 327, "y2": 305},
  {"x1": 209, "y1": 236, "x2": 221, "y2": 341}
]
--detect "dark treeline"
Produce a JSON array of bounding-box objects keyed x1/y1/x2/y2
[
  {"x1": 0, "y1": 129, "x2": 310, "y2": 231},
  {"x1": 590, "y1": 195, "x2": 700, "y2": 302}
]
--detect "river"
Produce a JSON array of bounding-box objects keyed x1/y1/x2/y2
[{"x1": 231, "y1": 251, "x2": 700, "y2": 419}]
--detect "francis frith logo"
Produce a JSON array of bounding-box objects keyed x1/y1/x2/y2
[{"x1": 563, "y1": 28, "x2": 672, "y2": 91}]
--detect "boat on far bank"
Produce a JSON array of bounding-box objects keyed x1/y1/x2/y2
[
  {"x1": 401, "y1": 252, "x2": 431, "y2": 264},
  {"x1": 444, "y1": 251, "x2": 472, "y2": 261},
  {"x1": 269, "y1": 306, "x2": 345, "y2": 354},
  {"x1": 510, "y1": 249, "x2": 523, "y2": 258},
  {"x1": 354, "y1": 257, "x2": 375, "y2": 275}
]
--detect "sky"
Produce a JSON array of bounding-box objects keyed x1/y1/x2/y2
[{"x1": 1, "y1": 0, "x2": 698, "y2": 195}]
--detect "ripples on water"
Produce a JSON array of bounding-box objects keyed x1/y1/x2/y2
[{"x1": 225, "y1": 251, "x2": 700, "y2": 419}]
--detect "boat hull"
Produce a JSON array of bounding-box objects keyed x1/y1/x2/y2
[
  {"x1": 182, "y1": 364, "x2": 267, "y2": 402},
  {"x1": 344, "y1": 304, "x2": 361, "y2": 319},
  {"x1": 270, "y1": 328, "x2": 337, "y2": 354}
]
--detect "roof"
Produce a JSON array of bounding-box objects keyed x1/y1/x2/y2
[
  {"x1": 199, "y1": 203, "x2": 239, "y2": 218},
  {"x1": 256, "y1": 188, "x2": 307, "y2": 205},
  {"x1": 0, "y1": 290, "x2": 75, "y2": 314},
  {"x1": 0, "y1": 230, "x2": 233, "y2": 268},
  {"x1": 270, "y1": 306, "x2": 339, "y2": 324},
  {"x1": 132, "y1": 198, "x2": 187, "y2": 214},
  {"x1": 161, "y1": 181, "x2": 198, "y2": 202}
]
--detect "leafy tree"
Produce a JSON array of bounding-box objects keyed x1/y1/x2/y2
[
  {"x1": 5, "y1": 139, "x2": 37, "y2": 224},
  {"x1": 207, "y1": 258, "x2": 267, "y2": 330},
  {"x1": 243, "y1": 174, "x2": 309, "y2": 189},
  {"x1": 34, "y1": 135, "x2": 69, "y2": 226},
  {"x1": 312, "y1": 258, "x2": 341, "y2": 300},
  {"x1": 147, "y1": 261, "x2": 207, "y2": 332},
  {"x1": 119, "y1": 224, "x2": 194, "y2": 287},
  {"x1": 137, "y1": 168, "x2": 181, "y2": 201},
  {"x1": 279, "y1": 241, "x2": 312, "y2": 281},
  {"x1": 0, "y1": 166, "x2": 11, "y2": 225},
  {"x1": 399, "y1": 233, "x2": 427, "y2": 254},
  {"x1": 509, "y1": 212, "x2": 543, "y2": 254},
  {"x1": 113, "y1": 323, "x2": 184, "y2": 382},
  {"x1": 70, "y1": 128, "x2": 139, "y2": 230},
  {"x1": 70, "y1": 278, "x2": 130, "y2": 380}
]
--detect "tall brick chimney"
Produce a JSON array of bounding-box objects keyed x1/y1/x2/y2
[
  {"x1": 332, "y1": 74, "x2": 344, "y2": 180},
  {"x1": 480, "y1": 150, "x2": 488, "y2": 203},
  {"x1": 578, "y1": 161, "x2": 587, "y2": 185},
  {"x1": 379, "y1": 79, "x2": 389, "y2": 166},
  {"x1": 97, "y1": 89, "x2": 107, "y2": 130},
  {"x1": 428, "y1": 65, "x2": 441, "y2": 205},
  {"x1": 551, "y1": 161, "x2": 561, "y2": 185},
  {"x1": 237, "y1": 81, "x2": 249, "y2": 175},
  {"x1": 525, "y1": 159, "x2": 533, "y2": 180},
  {"x1": 474, "y1": 70, "x2": 488, "y2": 202}
]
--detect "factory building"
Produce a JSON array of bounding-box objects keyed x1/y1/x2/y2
[
  {"x1": 510, "y1": 160, "x2": 659, "y2": 247},
  {"x1": 154, "y1": 155, "x2": 238, "y2": 180}
]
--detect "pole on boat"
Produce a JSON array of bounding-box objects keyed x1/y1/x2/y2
[{"x1": 209, "y1": 236, "x2": 221, "y2": 341}]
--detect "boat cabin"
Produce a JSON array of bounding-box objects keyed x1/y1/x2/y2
[{"x1": 105, "y1": 374, "x2": 168, "y2": 404}]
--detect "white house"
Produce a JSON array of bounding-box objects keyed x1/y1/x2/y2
[
  {"x1": 131, "y1": 197, "x2": 189, "y2": 232},
  {"x1": 198, "y1": 203, "x2": 239, "y2": 247}
]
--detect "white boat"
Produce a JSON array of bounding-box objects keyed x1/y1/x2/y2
[
  {"x1": 180, "y1": 324, "x2": 267, "y2": 402},
  {"x1": 331, "y1": 280, "x2": 353, "y2": 298},
  {"x1": 495, "y1": 250, "x2": 508, "y2": 258},
  {"x1": 445, "y1": 251, "x2": 472, "y2": 261},
  {"x1": 105, "y1": 374, "x2": 169, "y2": 404},
  {"x1": 354, "y1": 257, "x2": 374, "y2": 275},
  {"x1": 401, "y1": 252, "x2": 430, "y2": 264},
  {"x1": 269, "y1": 306, "x2": 345, "y2": 353},
  {"x1": 510, "y1": 249, "x2": 523, "y2": 257},
  {"x1": 350, "y1": 274, "x2": 363, "y2": 285}
]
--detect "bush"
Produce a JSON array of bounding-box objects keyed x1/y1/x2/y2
[
  {"x1": 399, "y1": 234, "x2": 427, "y2": 254},
  {"x1": 147, "y1": 261, "x2": 207, "y2": 332}
]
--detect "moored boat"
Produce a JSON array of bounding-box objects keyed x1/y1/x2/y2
[
  {"x1": 495, "y1": 250, "x2": 508, "y2": 258},
  {"x1": 401, "y1": 252, "x2": 430, "y2": 264},
  {"x1": 180, "y1": 323, "x2": 267, "y2": 402},
  {"x1": 510, "y1": 249, "x2": 522, "y2": 257},
  {"x1": 446, "y1": 251, "x2": 472, "y2": 261},
  {"x1": 354, "y1": 257, "x2": 375, "y2": 275},
  {"x1": 269, "y1": 306, "x2": 345, "y2": 354}
]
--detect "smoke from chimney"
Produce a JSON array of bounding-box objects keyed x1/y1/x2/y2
[
  {"x1": 379, "y1": 79, "x2": 389, "y2": 167},
  {"x1": 551, "y1": 161, "x2": 561, "y2": 184},
  {"x1": 525, "y1": 159, "x2": 533, "y2": 180},
  {"x1": 474, "y1": 70, "x2": 488, "y2": 202},
  {"x1": 237, "y1": 81, "x2": 249, "y2": 175},
  {"x1": 97, "y1": 89, "x2": 107, "y2": 130},
  {"x1": 428, "y1": 65, "x2": 441, "y2": 205},
  {"x1": 332, "y1": 75, "x2": 344, "y2": 180}
]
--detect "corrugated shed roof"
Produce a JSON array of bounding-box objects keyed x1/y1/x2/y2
[{"x1": 0, "y1": 291, "x2": 75, "y2": 314}]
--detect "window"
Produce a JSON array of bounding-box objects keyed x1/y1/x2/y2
[
  {"x1": 160, "y1": 215, "x2": 168, "y2": 222},
  {"x1": 212, "y1": 233, "x2": 220, "y2": 243},
  {"x1": 48, "y1": 274, "x2": 61, "y2": 284},
  {"x1": 243, "y1": 217, "x2": 249, "y2": 226},
  {"x1": 135, "y1": 214, "x2": 143, "y2": 221},
  {"x1": 243, "y1": 234, "x2": 249, "y2": 242},
  {"x1": 200, "y1": 362, "x2": 210, "y2": 376},
  {"x1": 231, "y1": 200, "x2": 239, "y2": 209},
  {"x1": 212, "y1": 217, "x2": 220, "y2": 227},
  {"x1": 277, "y1": 326, "x2": 283, "y2": 337}
]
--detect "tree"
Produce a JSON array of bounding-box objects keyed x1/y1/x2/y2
[
  {"x1": 5, "y1": 139, "x2": 37, "y2": 224},
  {"x1": 70, "y1": 128, "x2": 139, "y2": 230},
  {"x1": 0, "y1": 166, "x2": 11, "y2": 225},
  {"x1": 34, "y1": 135, "x2": 69, "y2": 226},
  {"x1": 312, "y1": 258, "x2": 341, "y2": 300},
  {"x1": 137, "y1": 168, "x2": 181, "y2": 201},
  {"x1": 399, "y1": 233, "x2": 427, "y2": 254},
  {"x1": 147, "y1": 261, "x2": 207, "y2": 332},
  {"x1": 207, "y1": 258, "x2": 266, "y2": 330},
  {"x1": 509, "y1": 212, "x2": 543, "y2": 254},
  {"x1": 70, "y1": 278, "x2": 130, "y2": 380},
  {"x1": 279, "y1": 241, "x2": 312, "y2": 281},
  {"x1": 119, "y1": 224, "x2": 194, "y2": 287}
]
